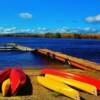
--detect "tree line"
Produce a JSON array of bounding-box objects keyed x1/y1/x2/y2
[{"x1": 0, "y1": 33, "x2": 100, "y2": 39}]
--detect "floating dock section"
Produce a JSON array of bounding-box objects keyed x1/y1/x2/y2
[
  {"x1": 15, "y1": 45, "x2": 33, "y2": 52},
  {"x1": 0, "y1": 46, "x2": 14, "y2": 51},
  {"x1": 0, "y1": 43, "x2": 34, "y2": 52},
  {"x1": 35, "y1": 49, "x2": 100, "y2": 71}
]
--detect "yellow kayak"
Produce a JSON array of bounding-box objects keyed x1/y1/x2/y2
[
  {"x1": 45, "y1": 74, "x2": 97, "y2": 96},
  {"x1": 2, "y1": 78, "x2": 11, "y2": 96},
  {"x1": 37, "y1": 76, "x2": 80, "y2": 100}
]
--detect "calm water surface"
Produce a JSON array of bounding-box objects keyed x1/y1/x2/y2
[{"x1": 0, "y1": 37, "x2": 100, "y2": 69}]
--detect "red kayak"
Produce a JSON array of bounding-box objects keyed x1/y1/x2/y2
[
  {"x1": 0, "y1": 68, "x2": 11, "y2": 83},
  {"x1": 10, "y1": 68, "x2": 26, "y2": 95},
  {"x1": 41, "y1": 68, "x2": 100, "y2": 91}
]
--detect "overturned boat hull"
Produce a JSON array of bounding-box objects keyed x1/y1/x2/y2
[
  {"x1": 45, "y1": 74, "x2": 97, "y2": 95},
  {"x1": 10, "y1": 68, "x2": 26, "y2": 95},
  {"x1": 42, "y1": 68, "x2": 100, "y2": 91},
  {"x1": 37, "y1": 76, "x2": 80, "y2": 100}
]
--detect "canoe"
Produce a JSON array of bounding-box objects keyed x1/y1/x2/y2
[
  {"x1": 10, "y1": 68, "x2": 26, "y2": 95},
  {"x1": 41, "y1": 68, "x2": 100, "y2": 91},
  {"x1": 45, "y1": 74, "x2": 97, "y2": 95},
  {"x1": 37, "y1": 76, "x2": 80, "y2": 100},
  {"x1": 2, "y1": 78, "x2": 11, "y2": 96},
  {"x1": 0, "y1": 68, "x2": 11, "y2": 83}
]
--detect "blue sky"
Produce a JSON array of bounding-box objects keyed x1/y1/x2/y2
[{"x1": 0, "y1": 0, "x2": 100, "y2": 33}]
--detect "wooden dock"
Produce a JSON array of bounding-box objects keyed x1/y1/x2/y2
[
  {"x1": 0, "y1": 43, "x2": 34, "y2": 52},
  {"x1": 34, "y1": 49, "x2": 100, "y2": 71},
  {"x1": 15, "y1": 45, "x2": 33, "y2": 52},
  {"x1": 0, "y1": 47, "x2": 14, "y2": 51},
  {"x1": 0, "y1": 43, "x2": 100, "y2": 71}
]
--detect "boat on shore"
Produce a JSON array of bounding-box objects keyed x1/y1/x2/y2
[
  {"x1": 41, "y1": 68, "x2": 100, "y2": 91},
  {"x1": 37, "y1": 76, "x2": 80, "y2": 100},
  {"x1": 0, "y1": 68, "x2": 11, "y2": 83},
  {"x1": 45, "y1": 74, "x2": 97, "y2": 95},
  {"x1": 10, "y1": 68, "x2": 26, "y2": 95},
  {"x1": 2, "y1": 78, "x2": 11, "y2": 96}
]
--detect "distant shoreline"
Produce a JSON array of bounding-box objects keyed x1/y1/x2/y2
[{"x1": 0, "y1": 33, "x2": 100, "y2": 39}]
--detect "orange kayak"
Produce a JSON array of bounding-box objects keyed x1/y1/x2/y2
[{"x1": 10, "y1": 68, "x2": 26, "y2": 95}]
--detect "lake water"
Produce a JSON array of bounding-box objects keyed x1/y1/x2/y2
[{"x1": 0, "y1": 37, "x2": 100, "y2": 69}]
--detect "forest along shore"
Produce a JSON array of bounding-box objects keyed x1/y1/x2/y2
[{"x1": 0, "y1": 33, "x2": 100, "y2": 39}]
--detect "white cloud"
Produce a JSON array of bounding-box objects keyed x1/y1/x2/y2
[
  {"x1": 19, "y1": 12, "x2": 32, "y2": 19},
  {"x1": 85, "y1": 14, "x2": 100, "y2": 23},
  {"x1": 0, "y1": 27, "x2": 17, "y2": 33},
  {"x1": 55, "y1": 26, "x2": 71, "y2": 33},
  {"x1": 0, "y1": 27, "x2": 99, "y2": 34},
  {"x1": 36, "y1": 27, "x2": 49, "y2": 34},
  {"x1": 18, "y1": 29, "x2": 31, "y2": 33},
  {"x1": 0, "y1": 27, "x2": 36, "y2": 34},
  {"x1": 54, "y1": 27, "x2": 99, "y2": 34},
  {"x1": 74, "y1": 27, "x2": 99, "y2": 33}
]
